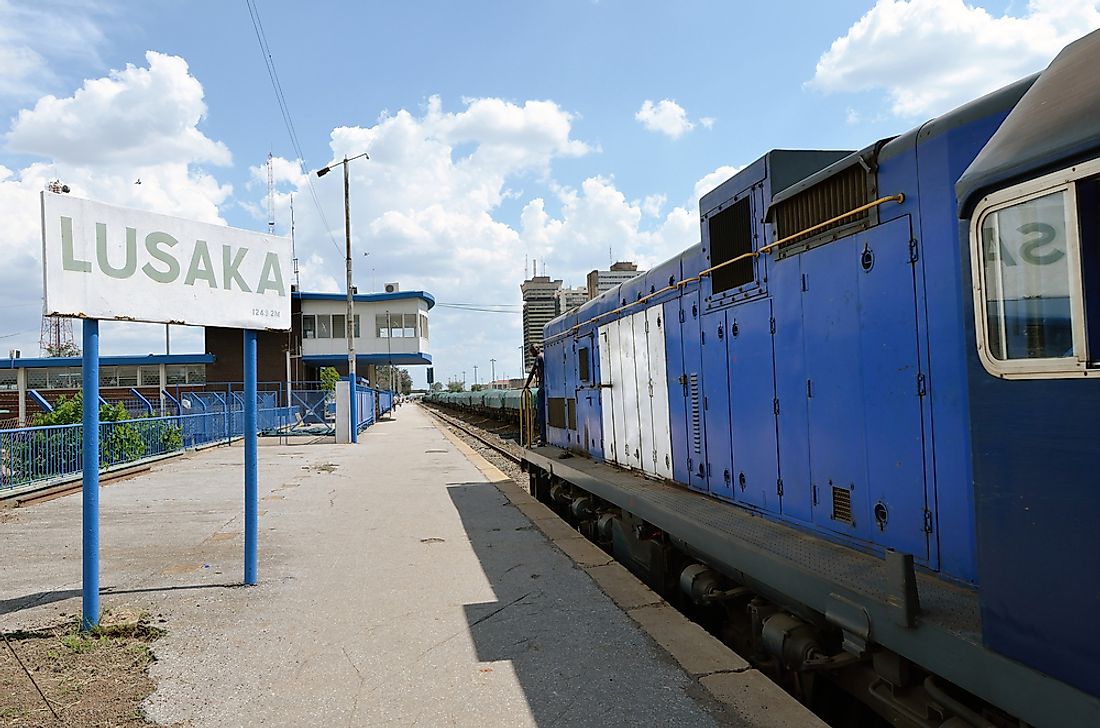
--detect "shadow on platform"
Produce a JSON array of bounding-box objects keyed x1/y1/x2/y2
[{"x1": 445, "y1": 481, "x2": 713, "y2": 726}]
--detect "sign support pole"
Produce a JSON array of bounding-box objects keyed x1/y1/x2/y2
[
  {"x1": 243, "y1": 329, "x2": 258, "y2": 585},
  {"x1": 81, "y1": 319, "x2": 100, "y2": 631}
]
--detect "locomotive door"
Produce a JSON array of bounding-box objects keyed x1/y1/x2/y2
[
  {"x1": 801, "y1": 217, "x2": 929, "y2": 561},
  {"x1": 576, "y1": 332, "x2": 601, "y2": 459},
  {"x1": 728, "y1": 298, "x2": 780, "y2": 514},
  {"x1": 618, "y1": 313, "x2": 644, "y2": 470},
  {"x1": 599, "y1": 320, "x2": 623, "y2": 466},
  {"x1": 700, "y1": 307, "x2": 734, "y2": 500},
  {"x1": 644, "y1": 304, "x2": 674, "y2": 480}
]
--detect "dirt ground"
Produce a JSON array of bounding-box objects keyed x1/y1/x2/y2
[{"x1": 0, "y1": 611, "x2": 165, "y2": 727}]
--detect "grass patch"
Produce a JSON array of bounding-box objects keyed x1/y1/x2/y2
[{"x1": 1, "y1": 611, "x2": 166, "y2": 727}]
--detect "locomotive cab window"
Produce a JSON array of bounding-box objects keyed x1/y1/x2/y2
[
  {"x1": 971, "y1": 161, "x2": 1100, "y2": 378},
  {"x1": 707, "y1": 196, "x2": 755, "y2": 294}
]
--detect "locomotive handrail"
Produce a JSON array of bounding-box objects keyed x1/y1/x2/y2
[{"x1": 543, "y1": 193, "x2": 905, "y2": 344}]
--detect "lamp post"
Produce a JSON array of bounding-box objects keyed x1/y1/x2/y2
[
  {"x1": 316, "y1": 152, "x2": 368, "y2": 443},
  {"x1": 490, "y1": 358, "x2": 496, "y2": 388}
]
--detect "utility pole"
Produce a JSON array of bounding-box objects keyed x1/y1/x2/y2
[
  {"x1": 316, "y1": 151, "x2": 369, "y2": 443},
  {"x1": 473, "y1": 365, "x2": 478, "y2": 387},
  {"x1": 490, "y1": 358, "x2": 496, "y2": 387}
]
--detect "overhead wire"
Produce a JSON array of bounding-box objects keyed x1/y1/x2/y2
[{"x1": 243, "y1": 0, "x2": 342, "y2": 254}]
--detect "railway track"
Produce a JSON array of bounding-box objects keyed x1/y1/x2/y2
[{"x1": 421, "y1": 404, "x2": 524, "y2": 464}]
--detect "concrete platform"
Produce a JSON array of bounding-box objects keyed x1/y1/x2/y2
[{"x1": 0, "y1": 404, "x2": 818, "y2": 727}]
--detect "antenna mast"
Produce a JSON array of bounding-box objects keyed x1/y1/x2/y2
[
  {"x1": 266, "y1": 151, "x2": 276, "y2": 235},
  {"x1": 290, "y1": 194, "x2": 300, "y2": 290}
]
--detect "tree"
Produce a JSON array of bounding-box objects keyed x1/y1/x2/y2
[
  {"x1": 44, "y1": 342, "x2": 80, "y2": 357},
  {"x1": 375, "y1": 366, "x2": 414, "y2": 395},
  {"x1": 446, "y1": 381, "x2": 465, "y2": 393},
  {"x1": 470, "y1": 383, "x2": 485, "y2": 391},
  {"x1": 429, "y1": 382, "x2": 444, "y2": 392},
  {"x1": 319, "y1": 367, "x2": 340, "y2": 394}
]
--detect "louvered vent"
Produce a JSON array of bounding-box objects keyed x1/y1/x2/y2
[
  {"x1": 831, "y1": 486, "x2": 854, "y2": 525},
  {"x1": 773, "y1": 165, "x2": 869, "y2": 250},
  {"x1": 690, "y1": 374, "x2": 702, "y2": 454},
  {"x1": 708, "y1": 197, "x2": 754, "y2": 293}
]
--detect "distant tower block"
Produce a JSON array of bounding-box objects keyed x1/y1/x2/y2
[{"x1": 40, "y1": 314, "x2": 78, "y2": 357}]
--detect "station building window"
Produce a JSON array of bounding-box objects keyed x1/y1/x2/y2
[
  {"x1": 139, "y1": 366, "x2": 160, "y2": 386},
  {"x1": 971, "y1": 160, "x2": 1100, "y2": 378},
  {"x1": 420, "y1": 314, "x2": 429, "y2": 341},
  {"x1": 48, "y1": 368, "x2": 80, "y2": 389},
  {"x1": 26, "y1": 369, "x2": 48, "y2": 389},
  {"x1": 332, "y1": 314, "x2": 346, "y2": 340},
  {"x1": 303, "y1": 314, "x2": 317, "y2": 339},
  {"x1": 317, "y1": 315, "x2": 332, "y2": 339},
  {"x1": 0, "y1": 370, "x2": 16, "y2": 391}
]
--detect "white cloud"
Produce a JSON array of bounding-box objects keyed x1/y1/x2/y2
[
  {"x1": 518, "y1": 177, "x2": 696, "y2": 275},
  {"x1": 7, "y1": 51, "x2": 230, "y2": 168},
  {"x1": 811, "y1": 0, "x2": 1100, "y2": 118},
  {"x1": 635, "y1": 99, "x2": 706, "y2": 139},
  {"x1": 699, "y1": 116, "x2": 716, "y2": 130},
  {"x1": 693, "y1": 165, "x2": 744, "y2": 202},
  {"x1": 0, "y1": 51, "x2": 233, "y2": 356}
]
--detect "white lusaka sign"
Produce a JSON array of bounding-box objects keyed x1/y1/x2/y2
[{"x1": 42, "y1": 194, "x2": 291, "y2": 331}]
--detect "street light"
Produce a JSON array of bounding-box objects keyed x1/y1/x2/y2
[{"x1": 316, "y1": 151, "x2": 369, "y2": 443}]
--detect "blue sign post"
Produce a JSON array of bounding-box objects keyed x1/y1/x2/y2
[
  {"x1": 81, "y1": 319, "x2": 100, "y2": 630},
  {"x1": 41, "y1": 193, "x2": 292, "y2": 629},
  {"x1": 243, "y1": 329, "x2": 258, "y2": 585},
  {"x1": 349, "y1": 372, "x2": 358, "y2": 443}
]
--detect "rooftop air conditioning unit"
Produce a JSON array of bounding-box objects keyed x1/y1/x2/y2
[
  {"x1": 384, "y1": 282, "x2": 400, "y2": 293},
  {"x1": 8, "y1": 349, "x2": 20, "y2": 359}
]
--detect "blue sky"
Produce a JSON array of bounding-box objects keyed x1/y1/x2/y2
[{"x1": 1, "y1": 0, "x2": 1096, "y2": 385}]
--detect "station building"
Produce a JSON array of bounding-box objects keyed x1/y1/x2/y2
[{"x1": 205, "y1": 287, "x2": 434, "y2": 386}]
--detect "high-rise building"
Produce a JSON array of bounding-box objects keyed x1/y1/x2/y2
[
  {"x1": 521, "y1": 275, "x2": 562, "y2": 370},
  {"x1": 586, "y1": 261, "x2": 646, "y2": 300},
  {"x1": 555, "y1": 286, "x2": 588, "y2": 316}
]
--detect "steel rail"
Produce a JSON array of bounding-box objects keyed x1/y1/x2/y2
[{"x1": 422, "y1": 404, "x2": 523, "y2": 464}]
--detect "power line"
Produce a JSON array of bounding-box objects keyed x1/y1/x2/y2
[
  {"x1": 434, "y1": 305, "x2": 521, "y2": 314},
  {"x1": 436, "y1": 302, "x2": 522, "y2": 309},
  {"x1": 244, "y1": 0, "x2": 342, "y2": 254}
]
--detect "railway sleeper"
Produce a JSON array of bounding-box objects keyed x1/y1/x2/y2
[{"x1": 528, "y1": 467, "x2": 1016, "y2": 728}]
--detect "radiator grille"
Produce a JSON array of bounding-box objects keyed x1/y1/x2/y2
[
  {"x1": 831, "y1": 486, "x2": 854, "y2": 525},
  {"x1": 774, "y1": 165, "x2": 869, "y2": 250},
  {"x1": 690, "y1": 374, "x2": 702, "y2": 454},
  {"x1": 708, "y1": 197, "x2": 754, "y2": 293}
]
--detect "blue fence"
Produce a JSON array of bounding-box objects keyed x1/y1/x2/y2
[
  {"x1": 0, "y1": 405, "x2": 295, "y2": 494},
  {"x1": 355, "y1": 384, "x2": 395, "y2": 433}
]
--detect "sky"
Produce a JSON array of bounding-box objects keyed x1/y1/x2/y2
[{"x1": 1, "y1": 0, "x2": 1098, "y2": 387}]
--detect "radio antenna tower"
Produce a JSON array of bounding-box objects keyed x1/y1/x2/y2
[
  {"x1": 290, "y1": 193, "x2": 300, "y2": 290},
  {"x1": 266, "y1": 151, "x2": 276, "y2": 235},
  {"x1": 40, "y1": 316, "x2": 77, "y2": 357},
  {"x1": 41, "y1": 180, "x2": 79, "y2": 357}
]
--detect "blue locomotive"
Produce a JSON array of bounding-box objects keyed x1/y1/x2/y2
[{"x1": 523, "y1": 29, "x2": 1100, "y2": 727}]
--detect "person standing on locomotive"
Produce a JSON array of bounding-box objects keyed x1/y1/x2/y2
[{"x1": 523, "y1": 344, "x2": 546, "y2": 445}]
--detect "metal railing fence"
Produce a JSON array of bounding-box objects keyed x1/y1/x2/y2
[{"x1": 0, "y1": 405, "x2": 295, "y2": 494}]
